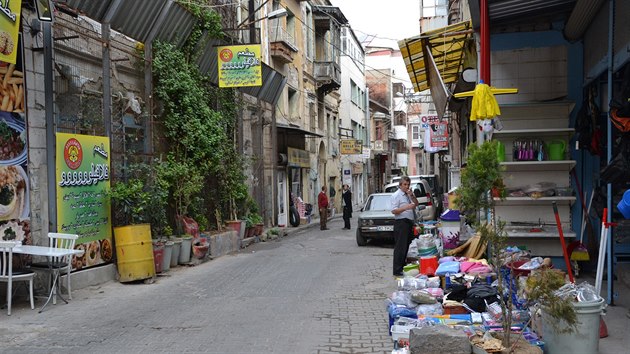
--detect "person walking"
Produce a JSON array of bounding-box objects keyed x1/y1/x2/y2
[
  {"x1": 390, "y1": 176, "x2": 419, "y2": 276},
  {"x1": 341, "y1": 184, "x2": 352, "y2": 230},
  {"x1": 318, "y1": 186, "x2": 329, "y2": 230}
]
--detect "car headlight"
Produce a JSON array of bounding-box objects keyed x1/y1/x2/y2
[{"x1": 360, "y1": 219, "x2": 369, "y2": 226}]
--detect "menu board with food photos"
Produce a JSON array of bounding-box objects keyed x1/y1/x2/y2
[
  {"x1": 0, "y1": 31, "x2": 29, "y2": 267},
  {"x1": 0, "y1": 0, "x2": 21, "y2": 65},
  {"x1": 56, "y1": 133, "x2": 112, "y2": 270},
  {"x1": 0, "y1": 111, "x2": 29, "y2": 249}
]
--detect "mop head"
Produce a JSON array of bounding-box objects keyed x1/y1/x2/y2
[{"x1": 570, "y1": 243, "x2": 590, "y2": 261}]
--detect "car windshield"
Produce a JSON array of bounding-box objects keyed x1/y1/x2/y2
[
  {"x1": 365, "y1": 195, "x2": 392, "y2": 211},
  {"x1": 385, "y1": 182, "x2": 427, "y2": 195},
  {"x1": 410, "y1": 182, "x2": 427, "y2": 196},
  {"x1": 422, "y1": 177, "x2": 437, "y2": 193}
]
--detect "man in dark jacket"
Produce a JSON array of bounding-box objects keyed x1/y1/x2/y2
[
  {"x1": 342, "y1": 184, "x2": 352, "y2": 229},
  {"x1": 318, "y1": 186, "x2": 329, "y2": 230}
]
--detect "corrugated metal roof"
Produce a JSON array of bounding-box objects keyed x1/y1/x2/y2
[
  {"x1": 110, "y1": 0, "x2": 168, "y2": 42},
  {"x1": 399, "y1": 21, "x2": 473, "y2": 93},
  {"x1": 154, "y1": 4, "x2": 195, "y2": 48},
  {"x1": 61, "y1": 0, "x2": 112, "y2": 21},
  {"x1": 56, "y1": 0, "x2": 286, "y2": 104},
  {"x1": 489, "y1": 0, "x2": 577, "y2": 22}
]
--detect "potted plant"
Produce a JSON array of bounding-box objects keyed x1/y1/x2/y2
[
  {"x1": 457, "y1": 141, "x2": 517, "y2": 349},
  {"x1": 156, "y1": 157, "x2": 204, "y2": 235},
  {"x1": 251, "y1": 213, "x2": 264, "y2": 236},
  {"x1": 523, "y1": 269, "x2": 602, "y2": 354},
  {"x1": 160, "y1": 226, "x2": 174, "y2": 272},
  {"x1": 244, "y1": 214, "x2": 255, "y2": 238},
  {"x1": 110, "y1": 177, "x2": 155, "y2": 282},
  {"x1": 225, "y1": 197, "x2": 244, "y2": 238}
]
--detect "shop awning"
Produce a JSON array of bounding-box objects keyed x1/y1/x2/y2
[
  {"x1": 398, "y1": 21, "x2": 474, "y2": 94},
  {"x1": 277, "y1": 123, "x2": 323, "y2": 138}
]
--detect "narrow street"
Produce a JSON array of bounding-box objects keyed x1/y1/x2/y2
[{"x1": 0, "y1": 216, "x2": 396, "y2": 354}]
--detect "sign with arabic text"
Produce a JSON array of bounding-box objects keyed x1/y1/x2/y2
[
  {"x1": 340, "y1": 139, "x2": 362, "y2": 155},
  {"x1": 217, "y1": 44, "x2": 262, "y2": 88},
  {"x1": 0, "y1": 0, "x2": 21, "y2": 64},
  {"x1": 287, "y1": 147, "x2": 310, "y2": 168},
  {"x1": 56, "y1": 133, "x2": 112, "y2": 269}
]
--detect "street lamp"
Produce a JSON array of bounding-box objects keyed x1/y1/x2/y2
[
  {"x1": 35, "y1": 0, "x2": 54, "y2": 22},
  {"x1": 237, "y1": 8, "x2": 287, "y2": 28}
]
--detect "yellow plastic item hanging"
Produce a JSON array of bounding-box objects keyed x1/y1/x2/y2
[{"x1": 454, "y1": 83, "x2": 518, "y2": 121}]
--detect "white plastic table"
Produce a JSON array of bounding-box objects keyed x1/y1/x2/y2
[{"x1": 12, "y1": 245, "x2": 84, "y2": 312}]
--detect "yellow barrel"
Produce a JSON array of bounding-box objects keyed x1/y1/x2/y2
[{"x1": 114, "y1": 224, "x2": 155, "y2": 282}]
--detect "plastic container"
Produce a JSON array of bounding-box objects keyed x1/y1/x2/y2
[
  {"x1": 170, "y1": 237, "x2": 182, "y2": 267},
  {"x1": 420, "y1": 256, "x2": 438, "y2": 276},
  {"x1": 114, "y1": 224, "x2": 155, "y2": 282},
  {"x1": 439, "y1": 210, "x2": 461, "y2": 249},
  {"x1": 152, "y1": 243, "x2": 164, "y2": 273},
  {"x1": 161, "y1": 241, "x2": 174, "y2": 272},
  {"x1": 617, "y1": 189, "x2": 630, "y2": 219},
  {"x1": 179, "y1": 235, "x2": 193, "y2": 264},
  {"x1": 542, "y1": 298, "x2": 606, "y2": 354}
]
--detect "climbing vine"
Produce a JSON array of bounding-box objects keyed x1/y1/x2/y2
[{"x1": 152, "y1": 4, "x2": 248, "y2": 230}]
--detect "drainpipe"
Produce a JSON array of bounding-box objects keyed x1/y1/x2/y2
[
  {"x1": 102, "y1": 23, "x2": 111, "y2": 138},
  {"x1": 271, "y1": 107, "x2": 277, "y2": 226},
  {"x1": 606, "y1": 0, "x2": 614, "y2": 305},
  {"x1": 480, "y1": 0, "x2": 490, "y2": 85},
  {"x1": 365, "y1": 87, "x2": 371, "y2": 197},
  {"x1": 44, "y1": 21, "x2": 56, "y2": 232}
]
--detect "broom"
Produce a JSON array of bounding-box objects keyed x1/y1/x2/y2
[{"x1": 568, "y1": 191, "x2": 592, "y2": 262}]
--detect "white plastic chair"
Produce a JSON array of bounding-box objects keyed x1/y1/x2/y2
[
  {"x1": 30, "y1": 233, "x2": 78, "y2": 302},
  {"x1": 0, "y1": 241, "x2": 35, "y2": 315}
]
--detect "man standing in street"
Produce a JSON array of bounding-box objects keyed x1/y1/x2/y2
[
  {"x1": 318, "y1": 186, "x2": 329, "y2": 230},
  {"x1": 342, "y1": 184, "x2": 352, "y2": 230},
  {"x1": 390, "y1": 176, "x2": 419, "y2": 276}
]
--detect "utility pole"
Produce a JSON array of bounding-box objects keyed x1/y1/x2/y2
[{"x1": 248, "y1": 0, "x2": 257, "y2": 43}]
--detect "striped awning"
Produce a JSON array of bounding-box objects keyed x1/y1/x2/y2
[{"x1": 398, "y1": 21, "x2": 474, "y2": 93}]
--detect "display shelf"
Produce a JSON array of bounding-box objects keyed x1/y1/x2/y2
[
  {"x1": 500, "y1": 160, "x2": 576, "y2": 172},
  {"x1": 505, "y1": 230, "x2": 576, "y2": 238},
  {"x1": 493, "y1": 128, "x2": 574, "y2": 138},
  {"x1": 493, "y1": 196, "x2": 576, "y2": 205},
  {"x1": 492, "y1": 102, "x2": 576, "y2": 256}
]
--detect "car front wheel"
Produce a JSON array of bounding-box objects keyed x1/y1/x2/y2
[{"x1": 356, "y1": 228, "x2": 367, "y2": 246}]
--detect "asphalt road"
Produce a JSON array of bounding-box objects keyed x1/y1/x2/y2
[{"x1": 0, "y1": 217, "x2": 397, "y2": 353}]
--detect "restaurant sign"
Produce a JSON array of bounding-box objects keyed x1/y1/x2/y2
[
  {"x1": 56, "y1": 133, "x2": 112, "y2": 270},
  {"x1": 287, "y1": 147, "x2": 310, "y2": 168},
  {"x1": 0, "y1": 0, "x2": 21, "y2": 64},
  {"x1": 340, "y1": 139, "x2": 362, "y2": 155},
  {"x1": 217, "y1": 44, "x2": 262, "y2": 88},
  {"x1": 430, "y1": 121, "x2": 449, "y2": 149}
]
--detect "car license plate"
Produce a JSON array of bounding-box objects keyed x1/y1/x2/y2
[{"x1": 377, "y1": 225, "x2": 393, "y2": 231}]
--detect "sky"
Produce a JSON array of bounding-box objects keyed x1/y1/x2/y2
[{"x1": 330, "y1": 0, "x2": 421, "y2": 42}]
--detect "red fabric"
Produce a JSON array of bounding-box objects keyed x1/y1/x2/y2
[{"x1": 318, "y1": 191, "x2": 328, "y2": 209}]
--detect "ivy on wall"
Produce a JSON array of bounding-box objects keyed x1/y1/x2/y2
[{"x1": 152, "y1": 4, "x2": 248, "y2": 230}]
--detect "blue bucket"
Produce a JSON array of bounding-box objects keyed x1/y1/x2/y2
[{"x1": 617, "y1": 189, "x2": 630, "y2": 219}]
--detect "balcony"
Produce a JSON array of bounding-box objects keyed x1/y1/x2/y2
[
  {"x1": 269, "y1": 26, "x2": 298, "y2": 64},
  {"x1": 314, "y1": 61, "x2": 341, "y2": 95},
  {"x1": 393, "y1": 125, "x2": 408, "y2": 140}
]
